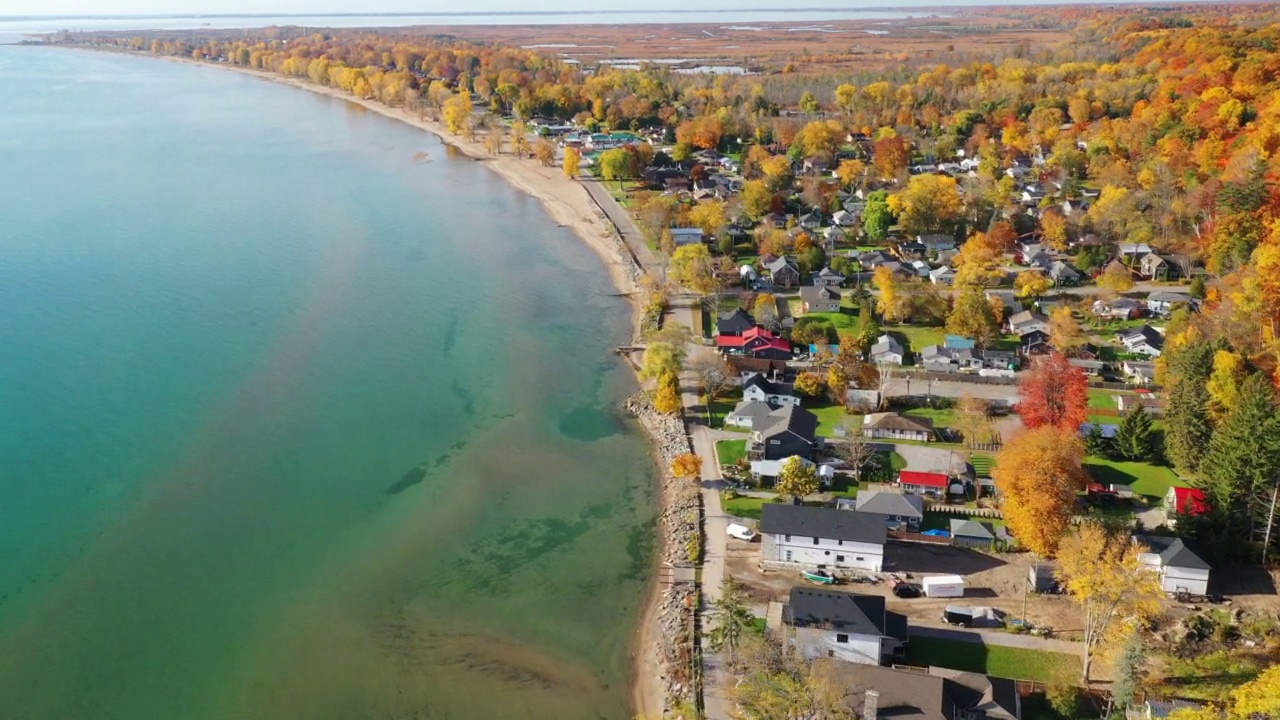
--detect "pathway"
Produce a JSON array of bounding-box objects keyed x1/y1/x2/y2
[
  {"x1": 908, "y1": 624, "x2": 1084, "y2": 656},
  {"x1": 581, "y1": 178, "x2": 659, "y2": 274}
]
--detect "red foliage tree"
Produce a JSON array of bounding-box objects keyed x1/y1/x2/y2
[{"x1": 1017, "y1": 352, "x2": 1089, "y2": 432}]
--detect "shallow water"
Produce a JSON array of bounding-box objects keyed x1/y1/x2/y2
[{"x1": 0, "y1": 46, "x2": 655, "y2": 720}]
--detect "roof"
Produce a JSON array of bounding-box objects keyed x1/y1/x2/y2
[
  {"x1": 1137, "y1": 534, "x2": 1211, "y2": 570},
  {"x1": 950, "y1": 518, "x2": 1000, "y2": 540},
  {"x1": 799, "y1": 286, "x2": 841, "y2": 303},
  {"x1": 726, "y1": 356, "x2": 786, "y2": 376},
  {"x1": 871, "y1": 334, "x2": 903, "y2": 355},
  {"x1": 899, "y1": 470, "x2": 949, "y2": 488},
  {"x1": 854, "y1": 490, "x2": 924, "y2": 519},
  {"x1": 765, "y1": 256, "x2": 799, "y2": 274},
  {"x1": 814, "y1": 663, "x2": 949, "y2": 720},
  {"x1": 1008, "y1": 310, "x2": 1047, "y2": 327},
  {"x1": 717, "y1": 326, "x2": 790, "y2": 352},
  {"x1": 760, "y1": 503, "x2": 887, "y2": 545},
  {"x1": 743, "y1": 374, "x2": 796, "y2": 397},
  {"x1": 670, "y1": 227, "x2": 704, "y2": 238},
  {"x1": 727, "y1": 400, "x2": 778, "y2": 425},
  {"x1": 866, "y1": 412, "x2": 934, "y2": 434},
  {"x1": 1168, "y1": 486, "x2": 1209, "y2": 516},
  {"x1": 756, "y1": 404, "x2": 818, "y2": 443},
  {"x1": 1148, "y1": 291, "x2": 1191, "y2": 304},
  {"x1": 717, "y1": 308, "x2": 756, "y2": 335},
  {"x1": 785, "y1": 587, "x2": 896, "y2": 636},
  {"x1": 928, "y1": 667, "x2": 1021, "y2": 720}
]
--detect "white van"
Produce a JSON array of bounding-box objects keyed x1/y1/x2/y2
[{"x1": 726, "y1": 523, "x2": 757, "y2": 541}]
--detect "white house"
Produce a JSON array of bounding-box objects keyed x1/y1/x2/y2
[
  {"x1": 869, "y1": 334, "x2": 905, "y2": 366},
  {"x1": 1006, "y1": 310, "x2": 1050, "y2": 336},
  {"x1": 742, "y1": 374, "x2": 801, "y2": 406},
  {"x1": 725, "y1": 400, "x2": 779, "y2": 429},
  {"x1": 1117, "y1": 325, "x2": 1165, "y2": 357},
  {"x1": 832, "y1": 209, "x2": 858, "y2": 227},
  {"x1": 760, "y1": 503, "x2": 887, "y2": 572},
  {"x1": 1136, "y1": 535, "x2": 1211, "y2": 596},
  {"x1": 784, "y1": 587, "x2": 907, "y2": 665},
  {"x1": 1147, "y1": 292, "x2": 1193, "y2": 317}
]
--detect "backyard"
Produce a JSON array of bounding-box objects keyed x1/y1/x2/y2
[
  {"x1": 1083, "y1": 457, "x2": 1183, "y2": 499},
  {"x1": 903, "y1": 636, "x2": 1079, "y2": 685},
  {"x1": 717, "y1": 438, "x2": 747, "y2": 467}
]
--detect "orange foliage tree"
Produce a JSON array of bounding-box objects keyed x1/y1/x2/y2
[
  {"x1": 1017, "y1": 353, "x2": 1089, "y2": 432},
  {"x1": 671, "y1": 453, "x2": 702, "y2": 479},
  {"x1": 993, "y1": 427, "x2": 1088, "y2": 557}
]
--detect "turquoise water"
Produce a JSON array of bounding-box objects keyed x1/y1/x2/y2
[{"x1": 0, "y1": 47, "x2": 655, "y2": 719}]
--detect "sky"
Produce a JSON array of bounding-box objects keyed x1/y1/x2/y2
[{"x1": 3, "y1": 0, "x2": 994, "y2": 17}]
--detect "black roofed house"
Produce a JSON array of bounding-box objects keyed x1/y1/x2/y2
[
  {"x1": 1140, "y1": 253, "x2": 1181, "y2": 281},
  {"x1": 717, "y1": 307, "x2": 756, "y2": 336},
  {"x1": 766, "y1": 256, "x2": 802, "y2": 288},
  {"x1": 1117, "y1": 325, "x2": 1164, "y2": 357},
  {"x1": 798, "y1": 211, "x2": 823, "y2": 230},
  {"x1": 1019, "y1": 329, "x2": 1052, "y2": 358},
  {"x1": 761, "y1": 504, "x2": 887, "y2": 572},
  {"x1": 799, "y1": 285, "x2": 842, "y2": 314},
  {"x1": 812, "y1": 663, "x2": 1022, "y2": 720},
  {"x1": 1137, "y1": 534, "x2": 1211, "y2": 596},
  {"x1": 1049, "y1": 260, "x2": 1082, "y2": 286},
  {"x1": 783, "y1": 587, "x2": 906, "y2": 664},
  {"x1": 749, "y1": 404, "x2": 819, "y2": 462}
]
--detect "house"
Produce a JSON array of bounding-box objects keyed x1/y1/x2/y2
[
  {"x1": 845, "y1": 388, "x2": 883, "y2": 413},
  {"x1": 869, "y1": 334, "x2": 905, "y2": 366},
  {"x1": 921, "y1": 345, "x2": 1015, "y2": 373},
  {"x1": 1006, "y1": 310, "x2": 1050, "y2": 336},
  {"x1": 798, "y1": 212, "x2": 823, "y2": 230},
  {"x1": 929, "y1": 265, "x2": 957, "y2": 286},
  {"x1": 802, "y1": 156, "x2": 832, "y2": 175},
  {"x1": 761, "y1": 504, "x2": 887, "y2": 572},
  {"x1": 718, "y1": 326, "x2": 793, "y2": 360},
  {"x1": 1122, "y1": 360, "x2": 1156, "y2": 384},
  {"x1": 1118, "y1": 243, "x2": 1154, "y2": 261},
  {"x1": 743, "y1": 374, "x2": 801, "y2": 406},
  {"x1": 897, "y1": 470, "x2": 949, "y2": 497},
  {"x1": 783, "y1": 587, "x2": 906, "y2": 664},
  {"x1": 812, "y1": 266, "x2": 845, "y2": 288},
  {"x1": 1139, "y1": 253, "x2": 1181, "y2": 281},
  {"x1": 1049, "y1": 260, "x2": 1082, "y2": 286},
  {"x1": 920, "y1": 345, "x2": 961, "y2": 372},
  {"x1": 1164, "y1": 486, "x2": 1209, "y2": 527},
  {"x1": 814, "y1": 663, "x2": 1021, "y2": 720},
  {"x1": 727, "y1": 356, "x2": 788, "y2": 381},
  {"x1": 986, "y1": 290, "x2": 1020, "y2": 315},
  {"x1": 750, "y1": 404, "x2": 819, "y2": 461},
  {"x1": 896, "y1": 239, "x2": 927, "y2": 260},
  {"x1": 822, "y1": 226, "x2": 846, "y2": 248},
  {"x1": 853, "y1": 490, "x2": 924, "y2": 532},
  {"x1": 1019, "y1": 329, "x2": 1052, "y2": 357},
  {"x1": 832, "y1": 209, "x2": 858, "y2": 227},
  {"x1": 669, "y1": 227, "x2": 705, "y2": 247},
  {"x1": 799, "y1": 286, "x2": 842, "y2": 314},
  {"x1": 1070, "y1": 358, "x2": 1106, "y2": 376},
  {"x1": 1094, "y1": 298, "x2": 1143, "y2": 320},
  {"x1": 1147, "y1": 292, "x2": 1193, "y2": 317},
  {"x1": 858, "y1": 250, "x2": 896, "y2": 269},
  {"x1": 918, "y1": 234, "x2": 957, "y2": 253},
  {"x1": 1116, "y1": 394, "x2": 1165, "y2": 416},
  {"x1": 950, "y1": 519, "x2": 1010, "y2": 551},
  {"x1": 766, "y1": 256, "x2": 802, "y2": 288},
  {"x1": 864, "y1": 413, "x2": 934, "y2": 443},
  {"x1": 725, "y1": 400, "x2": 779, "y2": 430},
  {"x1": 717, "y1": 308, "x2": 756, "y2": 336},
  {"x1": 1137, "y1": 534, "x2": 1212, "y2": 596},
  {"x1": 1117, "y1": 325, "x2": 1164, "y2": 357},
  {"x1": 910, "y1": 259, "x2": 932, "y2": 278}
]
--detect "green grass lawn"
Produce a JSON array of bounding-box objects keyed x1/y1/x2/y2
[
  {"x1": 706, "y1": 389, "x2": 742, "y2": 428},
  {"x1": 1084, "y1": 457, "x2": 1183, "y2": 499},
  {"x1": 1087, "y1": 388, "x2": 1129, "y2": 410},
  {"x1": 717, "y1": 439, "x2": 747, "y2": 467},
  {"x1": 805, "y1": 402, "x2": 855, "y2": 438},
  {"x1": 971, "y1": 454, "x2": 995, "y2": 477},
  {"x1": 904, "y1": 406, "x2": 959, "y2": 429},
  {"x1": 886, "y1": 324, "x2": 947, "y2": 355},
  {"x1": 904, "y1": 636, "x2": 1079, "y2": 684},
  {"x1": 921, "y1": 512, "x2": 1006, "y2": 532},
  {"x1": 1159, "y1": 649, "x2": 1270, "y2": 701},
  {"x1": 723, "y1": 494, "x2": 769, "y2": 519}
]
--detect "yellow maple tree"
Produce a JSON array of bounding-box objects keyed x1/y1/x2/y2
[{"x1": 992, "y1": 427, "x2": 1087, "y2": 557}]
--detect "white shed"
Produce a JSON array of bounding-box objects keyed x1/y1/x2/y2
[
  {"x1": 922, "y1": 575, "x2": 966, "y2": 598},
  {"x1": 1137, "y1": 535, "x2": 1211, "y2": 596}
]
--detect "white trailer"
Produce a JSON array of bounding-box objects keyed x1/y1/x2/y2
[{"x1": 922, "y1": 574, "x2": 966, "y2": 598}]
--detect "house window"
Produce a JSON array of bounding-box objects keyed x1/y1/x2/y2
[
  {"x1": 838, "y1": 540, "x2": 843, "y2": 546},
  {"x1": 785, "y1": 535, "x2": 792, "y2": 542},
  {"x1": 836, "y1": 634, "x2": 849, "y2": 644},
  {"x1": 825, "y1": 551, "x2": 830, "y2": 556},
  {"x1": 836, "y1": 555, "x2": 845, "y2": 563},
  {"x1": 785, "y1": 551, "x2": 792, "y2": 562},
  {"x1": 856, "y1": 557, "x2": 865, "y2": 562},
  {"x1": 813, "y1": 538, "x2": 819, "y2": 545}
]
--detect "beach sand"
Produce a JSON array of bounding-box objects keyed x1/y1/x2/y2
[{"x1": 124, "y1": 53, "x2": 668, "y2": 720}]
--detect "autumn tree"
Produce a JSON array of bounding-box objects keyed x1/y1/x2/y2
[
  {"x1": 442, "y1": 90, "x2": 472, "y2": 134},
  {"x1": 835, "y1": 159, "x2": 866, "y2": 189},
  {"x1": 794, "y1": 372, "x2": 825, "y2": 398},
  {"x1": 872, "y1": 265, "x2": 902, "y2": 322},
  {"x1": 740, "y1": 180, "x2": 773, "y2": 219},
  {"x1": 676, "y1": 116, "x2": 724, "y2": 151},
  {"x1": 562, "y1": 146, "x2": 581, "y2": 178},
  {"x1": 888, "y1": 174, "x2": 963, "y2": 236},
  {"x1": 833, "y1": 422, "x2": 879, "y2": 485},
  {"x1": 1097, "y1": 261, "x2": 1135, "y2": 295},
  {"x1": 687, "y1": 201, "x2": 729, "y2": 239},
  {"x1": 952, "y1": 235, "x2": 1006, "y2": 287},
  {"x1": 654, "y1": 372, "x2": 682, "y2": 414},
  {"x1": 946, "y1": 285, "x2": 1000, "y2": 346},
  {"x1": 776, "y1": 456, "x2": 819, "y2": 500},
  {"x1": 640, "y1": 341, "x2": 685, "y2": 381},
  {"x1": 1017, "y1": 353, "x2": 1089, "y2": 432},
  {"x1": 1056, "y1": 520, "x2": 1163, "y2": 684},
  {"x1": 872, "y1": 133, "x2": 910, "y2": 179},
  {"x1": 994, "y1": 427, "x2": 1088, "y2": 557},
  {"x1": 1015, "y1": 269, "x2": 1051, "y2": 300},
  {"x1": 671, "y1": 453, "x2": 702, "y2": 479},
  {"x1": 689, "y1": 354, "x2": 732, "y2": 405},
  {"x1": 599, "y1": 148, "x2": 635, "y2": 187},
  {"x1": 1041, "y1": 210, "x2": 1070, "y2": 251},
  {"x1": 754, "y1": 293, "x2": 779, "y2": 329},
  {"x1": 1205, "y1": 349, "x2": 1245, "y2": 424},
  {"x1": 509, "y1": 120, "x2": 530, "y2": 157},
  {"x1": 1048, "y1": 306, "x2": 1086, "y2": 355},
  {"x1": 534, "y1": 138, "x2": 556, "y2": 166}
]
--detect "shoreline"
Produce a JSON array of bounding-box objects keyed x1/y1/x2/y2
[{"x1": 55, "y1": 47, "x2": 671, "y2": 719}]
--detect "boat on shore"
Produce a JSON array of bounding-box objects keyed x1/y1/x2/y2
[{"x1": 802, "y1": 568, "x2": 836, "y2": 585}]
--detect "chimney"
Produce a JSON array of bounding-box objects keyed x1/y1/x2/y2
[{"x1": 863, "y1": 689, "x2": 879, "y2": 720}]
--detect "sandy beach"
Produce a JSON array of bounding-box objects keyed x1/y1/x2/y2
[{"x1": 113, "y1": 52, "x2": 668, "y2": 719}]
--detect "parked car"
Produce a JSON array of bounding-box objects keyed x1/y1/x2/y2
[
  {"x1": 891, "y1": 581, "x2": 921, "y2": 599},
  {"x1": 726, "y1": 523, "x2": 757, "y2": 541}
]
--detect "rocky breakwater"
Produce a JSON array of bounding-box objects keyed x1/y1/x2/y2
[{"x1": 625, "y1": 391, "x2": 703, "y2": 713}]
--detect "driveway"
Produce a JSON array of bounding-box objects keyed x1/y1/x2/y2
[{"x1": 893, "y1": 444, "x2": 972, "y2": 475}]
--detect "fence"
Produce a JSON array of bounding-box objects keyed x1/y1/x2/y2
[{"x1": 887, "y1": 529, "x2": 952, "y2": 545}]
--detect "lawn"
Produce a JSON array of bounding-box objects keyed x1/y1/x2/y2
[
  {"x1": 1159, "y1": 649, "x2": 1270, "y2": 701},
  {"x1": 723, "y1": 494, "x2": 770, "y2": 519},
  {"x1": 1087, "y1": 388, "x2": 1126, "y2": 410},
  {"x1": 1084, "y1": 457, "x2": 1183, "y2": 499},
  {"x1": 706, "y1": 389, "x2": 743, "y2": 428},
  {"x1": 903, "y1": 406, "x2": 959, "y2": 429},
  {"x1": 805, "y1": 402, "x2": 856, "y2": 437},
  {"x1": 717, "y1": 439, "x2": 747, "y2": 467},
  {"x1": 921, "y1": 512, "x2": 1006, "y2": 532},
  {"x1": 886, "y1": 324, "x2": 946, "y2": 355},
  {"x1": 903, "y1": 636, "x2": 1079, "y2": 684}
]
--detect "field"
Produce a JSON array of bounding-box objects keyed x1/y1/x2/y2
[
  {"x1": 1084, "y1": 458, "x2": 1183, "y2": 499},
  {"x1": 903, "y1": 636, "x2": 1079, "y2": 685}
]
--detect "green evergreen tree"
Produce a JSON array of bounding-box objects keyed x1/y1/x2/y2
[
  {"x1": 862, "y1": 190, "x2": 893, "y2": 242},
  {"x1": 1202, "y1": 373, "x2": 1280, "y2": 543},
  {"x1": 707, "y1": 578, "x2": 755, "y2": 664},
  {"x1": 1110, "y1": 632, "x2": 1147, "y2": 713},
  {"x1": 1188, "y1": 275, "x2": 1206, "y2": 300},
  {"x1": 1083, "y1": 423, "x2": 1112, "y2": 458},
  {"x1": 1114, "y1": 405, "x2": 1156, "y2": 462},
  {"x1": 1164, "y1": 342, "x2": 1214, "y2": 475}
]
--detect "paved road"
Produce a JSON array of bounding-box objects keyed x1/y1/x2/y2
[{"x1": 908, "y1": 624, "x2": 1084, "y2": 655}]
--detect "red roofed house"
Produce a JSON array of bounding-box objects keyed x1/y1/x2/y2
[
  {"x1": 1164, "y1": 486, "x2": 1209, "y2": 528},
  {"x1": 716, "y1": 326, "x2": 793, "y2": 360},
  {"x1": 898, "y1": 470, "x2": 949, "y2": 498}
]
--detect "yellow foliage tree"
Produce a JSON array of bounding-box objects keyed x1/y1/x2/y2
[
  {"x1": 886, "y1": 174, "x2": 963, "y2": 235},
  {"x1": 1097, "y1": 261, "x2": 1135, "y2": 295},
  {"x1": 993, "y1": 427, "x2": 1088, "y2": 557},
  {"x1": 669, "y1": 243, "x2": 716, "y2": 295},
  {"x1": 1056, "y1": 520, "x2": 1164, "y2": 684},
  {"x1": 654, "y1": 372, "x2": 682, "y2": 414},
  {"x1": 740, "y1": 180, "x2": 773, "y2": 218},
  {"x1": 687, "y1": 201, "x2": 729, "y2": 239},
  {"x1": 872, "y1": 266, "x2": 901, "y2": 322},
  {"x1": 442, "y1": 90, "x2": 472, "y2": 134},
  {"x1": 1015, "y1": 269, "x2": 1051, "y2": 299},
  {"x1": 1048, "y1": 306, "x2": 1086, "y2": 354},
  {"x1": 1041, "y1": 210, "x2": 1070, "y2": 252},
  {"x1": 952, "y1": 237, "x2": 1005, "y2": 288},
  {"x1": 670, "y1": 453, "x2": 702, "y2": 479},
  {"x1": 946, "y1": 285, "x2": 1000, "y2": 346},
  {"x1": 1205, "y1": 349, "x2": 1246, "y2": 424},
  {"x1": 640, "y1": 342, "x2": 685, "y2": 381},
  {"x1": 562, "y1": 146, "x2": 581, "y2": 178},
  {"x1": 836, "y1": 159, "x2": 866, "y2": 188}
]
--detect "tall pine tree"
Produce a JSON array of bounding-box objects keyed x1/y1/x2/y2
[
  {"x1": 1201, "y1": 373, "x2": 1280, "y2": 547},
  {"x1": 1114, "y1": 405, "x2": 1156, "y2": 462},
  {"x1": 1164, "y1": 341, "x2": 1214, "y2": 475}
]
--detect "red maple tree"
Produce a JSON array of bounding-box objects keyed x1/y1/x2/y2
[{"x1": 1017, "y1": 352, "x2": 1089, "y2": 432}]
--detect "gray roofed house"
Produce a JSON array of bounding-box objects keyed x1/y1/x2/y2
[
  {"x1": 717, "y1": 307, "x2": 756, "y2": 336},
  {"x1": 857, "y1": 250, "x2": 896, "y2": 269},
  {"x1": 928, "y1": 667, "x2": 1021, "y2": 720},
  {"x1": 812, "y1": 266, "x2": 845, "y2": 287},
  {"x1": 724, "y1": 400, "x2": 779, "y2": 430},
  {"x1": 985, "y1": 289, "x2": 1020, "y2": 314},
  {"x1": 669, "y1": 227, "x2": 705, "y2": 246},
  {"x1": 918, "y1": 234, "x2": 957, "y2": 253},
  {"x1": 950, "y1": 519, "x2": 1010, "y2": 550},
  {"x1": 1123, "y1": 360, "x2": 1156, "y2": 384},
  {"x1": 814, "y1": 663, "x2": 1022, "y2": 720},
  {"x1": 761, "y1": 503, "x2": 887, "y2": 546},
  {"x1": 1137, "y1": 534, "x2": 1212, "y2": 595},
  {"x1": 760, "y1": 504, "x2": 888, "y2": 572},
  {"x1": 766, "y1": 255, "x2": 802, "y2": 288},
  {"x1": 784, "y1": 587, "x2": 907, "y2": 664},
  {"x1": 854, "y1": 490, "x2": 924, "y2": 531},
  {"x1": 751, "y1": 404, "x2": 819, "y2": 461},
  {"x1": 799, "y1": 285, "x2": 842, "y2": 314},
  {"x1": 1007, "y1": 310, "x2": 1050, "y2": 335},
  {"x1": 863, "y1": 412, "x2": 934, "y2": 442},
  {"x1": 870, "y1": 334, "x2": 905, "y2": 366},
  {"x1": 929, "y1": 265, "x2": 957, "y2": 285},
  {"x1": 1147, "y1": 291, "x2": 1193, "y2": 316},
  {"x1": 742, "y1": 374, "x2": 801, "y2": 406},
  {"x1": 1049, "y1": 260, "x2": 1082, "y2": 286}
]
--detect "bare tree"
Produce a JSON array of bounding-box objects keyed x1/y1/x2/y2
[
  {"x1": 689, "y1": 354, "x2": 733, "y2": 408},
  {"x1": 833, "y1": 420, "x2": 880, "y2": 486}
]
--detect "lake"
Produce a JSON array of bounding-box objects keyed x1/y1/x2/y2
[{"x1": 0, "y1": 46, "x2": 656, "y2": 720}]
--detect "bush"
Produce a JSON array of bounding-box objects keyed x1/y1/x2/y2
[
  {"x1": 1046, "y1": 684, "x2": 1081, "y2": 719},
  {"x1": 686, "y1": 533, "x2": 703, "y2": 564}
]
